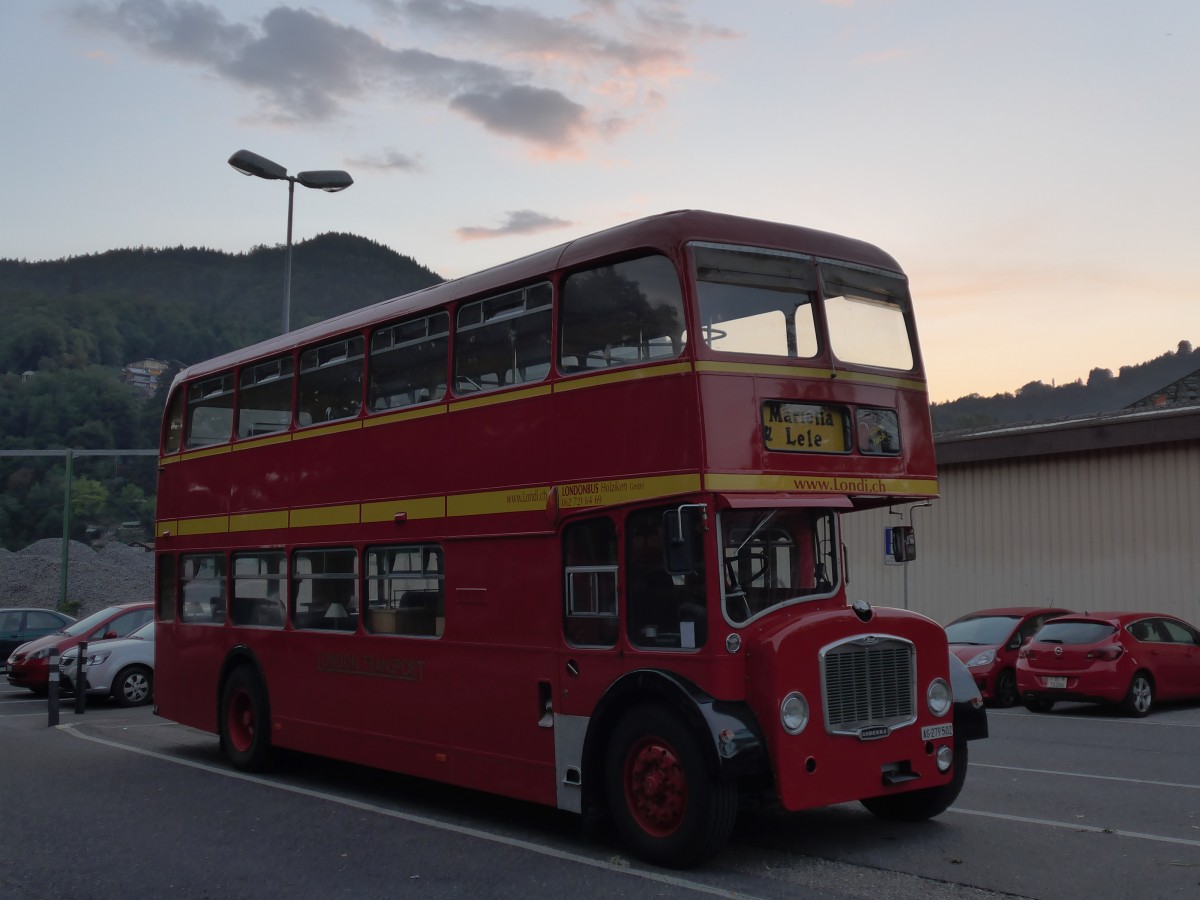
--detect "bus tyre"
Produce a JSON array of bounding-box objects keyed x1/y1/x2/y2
[
  {"x1": 220, "y1": 666, "x2": 277, "y2": 772},
  {"x1": 861, "y1": 740, "x2": 968, "y2": 822},
  {"x1": 1122, "y1": 672, "x2": 1154, "y2": 717},
  {"x1": 112, "y1": 664, "x2": 152, "y2": 707},
  {"x1": 604, "y1": 705, "x2": 737, "y2": 869}
]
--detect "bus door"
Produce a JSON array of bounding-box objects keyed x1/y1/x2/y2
[{"x1": 554, "y1": 506, "x2": 710, "y2": 813}]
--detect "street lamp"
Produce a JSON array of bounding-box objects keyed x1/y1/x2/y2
[{"x1": 228, "y1": 149, "x2": 353, "y2": 334}]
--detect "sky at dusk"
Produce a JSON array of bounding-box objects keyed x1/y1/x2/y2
[{"x1": 3, "y1": 1, "x2": 1196, "y2": 402}]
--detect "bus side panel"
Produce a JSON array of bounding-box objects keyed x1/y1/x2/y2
[
  {"x1": 550, "y1": 369, "x2": 702, "y2": 487},
  {"x1": 154, "y1": 622, "x2": 229, "y2": 735},
  {"x1": 261, "y1": 537, "x2": 560, "y2": 807}
]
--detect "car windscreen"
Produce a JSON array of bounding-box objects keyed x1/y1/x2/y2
[
  {"x1": 1033, "y1": 621, "x2": 1116, "y2": 645},
  {"x1": 63, "y1": 607, "x2": 127, "y2": 637},
  {"x1": 945, "y1": 615, "x2": 1018, "y2": 645}
]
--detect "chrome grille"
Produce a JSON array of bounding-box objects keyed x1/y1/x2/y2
[{"x1": 821, "y1": 636, "x2": 916, "y2": 734}]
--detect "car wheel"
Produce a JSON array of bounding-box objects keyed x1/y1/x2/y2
[
  {"x1": 1122, "y1": 672, "x2": 1154, "y2": 717},
  {"x1": 862, "y1": 739, "x2": 969, "y2": 821},
  {"x1": 1023, "y1": 696, "x2": 1054, "y2": 713},
  {"x1": 994, "y1": 669, "x2": 1018, "y2": 708},
  {"x1": 112, "y1": 664, "x2": 153, "y2": 707},
  {"x1": 220, "y1": 665, "x2": 278, "y2": 772},
  {"x1": 605, "y1": 704, "x2": 737, "y2": 868}
]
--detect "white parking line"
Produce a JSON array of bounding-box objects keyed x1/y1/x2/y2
[
  {"x1": 988, "y1": 709, "x2": 1200, "y2": 728},
  {"x1": 60, "y1": 723, "x2": 765, "y2": 899},
  {"x1": 975, "y1": 762, "x2": 1200, "y2": 792},
  {"x1": 950, "y1": 807, "x2": 1200, "y2": 848}
]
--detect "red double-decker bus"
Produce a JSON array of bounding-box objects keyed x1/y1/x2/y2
[{"x1": 154, "y1": 210, "x2": 985, "y2": 867}]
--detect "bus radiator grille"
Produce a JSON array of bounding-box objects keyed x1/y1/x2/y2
[{"x1": 821, "y1": 638, "x2": 916, "y2": 734}]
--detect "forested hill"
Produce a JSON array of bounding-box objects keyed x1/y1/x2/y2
[
  {"x1": 0, "y1": 233, "x2": 443, "y2": 372},
  {"x1": 930, "y1": 341, "x2": 1199, "y2": 433}
]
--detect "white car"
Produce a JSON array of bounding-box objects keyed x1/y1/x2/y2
[{"x1": 60, "y1": 621, "x2": 155, "y2": 707}]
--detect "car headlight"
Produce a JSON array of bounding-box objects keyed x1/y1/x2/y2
[
  {"x1": 84, "y1": 651, "x2": 111, "y2": 667},
  {"x1": 29, "y1": 647, "x2": 52, "y2": 661},
  {"x1": 926, "y1": 678, "x2": 952, "y2": 717},
  {"x1": 780, "y1": 691, "x2": 810, "y2": 735},
  {"x1": 965, "y1": 649, "x2": 996, "y2": 668}
]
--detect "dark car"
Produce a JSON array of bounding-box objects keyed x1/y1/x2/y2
[
  {"x1": 945, "y1": 607, "x2": 1072, "y2": 707},
  {"x1": 6, "y1": 602, "x2": 153, "y2": 694},
  {"x1": 0, "y1": 608, "x2": 76, "y2": 667},
  {"x1": 1017, "y1": 612, "x2": 1200, "y2": 717}
]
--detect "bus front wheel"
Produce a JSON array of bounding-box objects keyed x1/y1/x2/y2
[
  {"x1": 604, "y1": 705, "x2": 737, "y2": 868},
  {"x1": 220, "y1": 666, "x2": 277, "y2": 772},
  {"x1": 861, "y1": 740, "x2": 968, "y2": 821}
]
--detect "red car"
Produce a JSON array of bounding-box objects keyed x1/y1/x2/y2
[
  {"x1": 6, "y1": 602, "x2": 154, "y2": 695},
  {"x1": 1017, "y1": 612, "x2": 1200, "y2": 717},
  {"x1": 946, "y1": 607, "x2": 1072, "y2": 707}
]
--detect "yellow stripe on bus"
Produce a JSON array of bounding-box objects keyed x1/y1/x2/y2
[
  {"x1": 292, "y1": 420, "x2": 363, "y2": 441},
  {"x1": 363, "y1": 404, "x2": 448, "y2": 429},
  {"x1": 704, "y1": 473, "x2": 939, "y2": 495},
  {"x1": 230, "y1": 433, "x2": 292, "y2": 453},
  {"x1": 290, "y1": 504, "x2": 361, "y2": 528},
  {"x1": 556, "y1": 473, "x2": 703, "y2": 509},
  {"x1": 175, "y1": 515, "x2": 230, "y2": 536},
  {"x1": 449, "y1": 384, "x2": 552, "y2": 413},
  {"x1": 552, "y1": 361, "x2": 694, "y2": 394},
  {"x1": 229, "y1": 510, "x2": 290, "y2": 532},
  {"x1": 179, "y1": 445, "x2": 232, "y2": 464},
  {"x1": 361, "y1": 496, "x2": 447, "y2": 523},
  {"x1": 448, "y1": 486, "x2": 550, "y2": 517}
]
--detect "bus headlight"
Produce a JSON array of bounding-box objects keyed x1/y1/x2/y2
[
  {"x1": 780, "y1": 692, "x2": 810, "y2": 735},
  {"x1": 926, "y1": 678, "x2": 952, "y2": 717}
]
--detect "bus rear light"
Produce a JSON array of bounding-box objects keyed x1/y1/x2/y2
[{"x1": 1088, "y1": 645, "x2": 1124, "y2": 661}]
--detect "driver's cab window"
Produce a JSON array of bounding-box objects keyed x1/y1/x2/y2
[
  {"x1": 626, "y1": 505, "x2": 707, "y2": 650},
  {"x1": 562, "y1": 517, "x2": 618, "y2": 647}
]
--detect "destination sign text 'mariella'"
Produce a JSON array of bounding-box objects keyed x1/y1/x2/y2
[{"x1": 761, "y1": 401, "x2": 850, "y2": 453}]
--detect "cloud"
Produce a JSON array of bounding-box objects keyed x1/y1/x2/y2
[
  {"x1": 450, "y1": 84, "x2": 591, "y2": 146},
  {"x1": 344, "y1": 148, "x2": 426, "y2": 173},
  {"x1": 456, "y1": 210, "x2": 574, "y2": 240},
  {"x1": 67, "y1": 0, "x2": 735, "y2": 152}
]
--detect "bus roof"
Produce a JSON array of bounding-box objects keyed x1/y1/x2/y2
[{"x1": 175, "y1": 209, "x2": 903, "y2": 384}]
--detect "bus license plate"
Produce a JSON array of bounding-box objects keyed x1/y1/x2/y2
[
  {"x1": 921, "y1": 723, "x2": 953, "y2": 741},
  {"x1": 1045, "y1": 676, "x2": 1068, "y2": 689}
]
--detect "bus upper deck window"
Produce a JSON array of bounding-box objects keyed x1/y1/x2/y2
[
  {"x1": 691, "y1": 244, "x2": 819, "y2": 359},
  {"x1": 559, "y1": 255, "x2": 685, "y2": 373},
  {"x1": 821, "y1": 264, "x2": 914, "y2": 371}
]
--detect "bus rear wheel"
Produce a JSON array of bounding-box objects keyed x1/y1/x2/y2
[
  {"x1": 604, "y1": 705, "x2": 737, "y2": 868},
  {"x1": 220, "y1": 665, "x2": 277, "y2": 772}
]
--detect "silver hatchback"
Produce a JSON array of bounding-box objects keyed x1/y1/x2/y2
[{"x1": 60, "y1": 621, "x2": 155, "y2": 707}]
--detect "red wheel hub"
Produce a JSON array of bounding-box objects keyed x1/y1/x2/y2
[
  {"x1": 227, "y1": 689, "x2": 255, "y2": 752},
  {"x1": 623, "y1": 737, "x2": 688, "y2": 836}
]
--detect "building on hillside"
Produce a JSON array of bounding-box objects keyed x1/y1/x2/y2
[
  {"x1": 840, "y1": 401, "x2": 1200, "y2": 627},
  {"x1": 121, "y1": 358, "x2": 171, "y2": 397},
  {"x1": 1128, "y1": 367, "x2": 1200, "y2": 409}
]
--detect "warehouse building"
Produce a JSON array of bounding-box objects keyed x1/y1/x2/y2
[{"x1": 841, "y1": 399, "x2": 1200, "y2": 627}]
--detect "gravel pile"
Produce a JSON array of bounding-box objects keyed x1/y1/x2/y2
[{"x1": 0, "y1": 539, "x2": 154, "y2": 617}]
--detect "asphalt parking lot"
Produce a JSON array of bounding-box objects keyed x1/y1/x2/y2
[{"x1": 2, "y1": 686, "x2": 1198, "y2": 899}]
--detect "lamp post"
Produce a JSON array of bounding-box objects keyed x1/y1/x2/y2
[{"x1": 228, "y1": 149, "x2": 353, "y2": 334}]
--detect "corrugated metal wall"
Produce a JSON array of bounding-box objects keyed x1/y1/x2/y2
[{"x1": 840, "y1": 441, "x2": 1200, "y2": 627}]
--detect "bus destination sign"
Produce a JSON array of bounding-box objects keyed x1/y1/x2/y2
[{"x1": 762, "y1": 401, "x2": 849, "y2": 453}]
